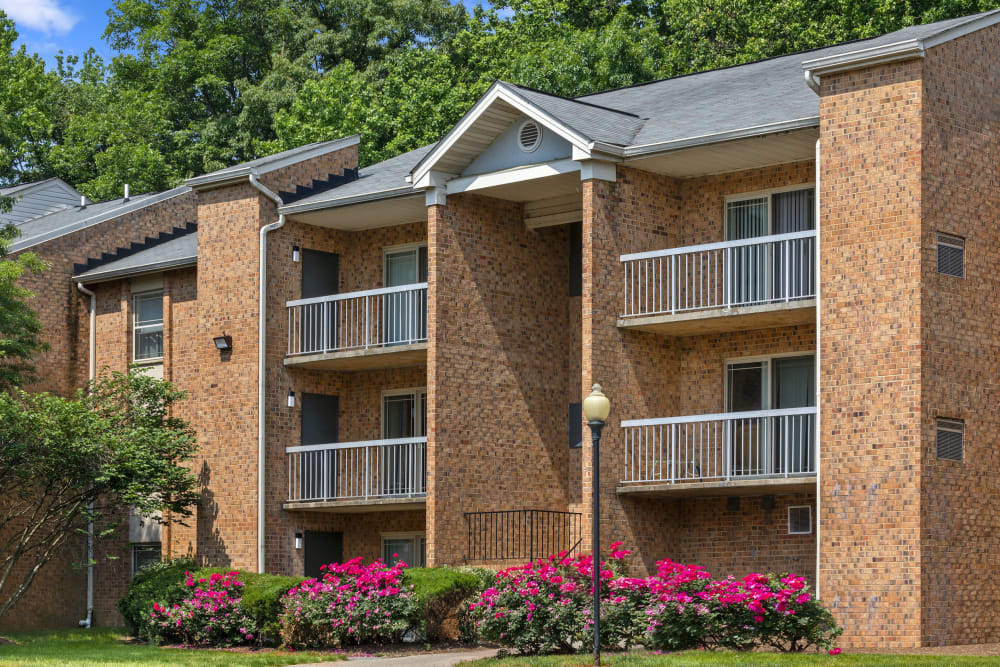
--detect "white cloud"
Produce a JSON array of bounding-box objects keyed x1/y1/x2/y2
[{"x1": 0, "y1": 0, "x2": 79, "y2": 35}]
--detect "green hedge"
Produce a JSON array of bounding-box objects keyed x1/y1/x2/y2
[
  {"x1": 403, "y1": 567, "x2": 488, "y2": 641},
  {"x1": 117, "y1": 560, "x2": 303, "y2": 644}
]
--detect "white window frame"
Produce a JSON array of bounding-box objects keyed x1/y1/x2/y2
[
  {"x1": 383, "y1": 242, "x2": 428, "y2": 287},
  {"x1": 132, "y1": 290, "x2": 164, "y2": 363},
  {"x1": 787, "y1": 505, "x2": 813, "y2": 535},
  {"x1": 724, "y1": 183, "x2": 816, "y2": 240},
  {"x1": 381, "y1": 387, "x2": 427, "y2": 439},
  {"x1": 381, "y1": 532, "x2": 426, "y2": 568},
  {"x1": 723, "y1": 351, "x2": 816, "y2": 412}
]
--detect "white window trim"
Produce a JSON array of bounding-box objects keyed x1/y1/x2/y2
[
  {"x1": 132, "y1": 290, "x2": 164, "y2": 364},
  {"x1": 723, "y1": 351, "x2": 815, "y2": 411},
  {"x1": 381, "y1": 387, "x2": 427, "y2": 439},
  {"x1": 383, "y1": 242, "x2": 428, "y2": 288},
  {"x1": 724, "y1": 183, "x2": 816, "y2": 240},
  {"x1": 381, "y1": 532, "x2": 427, "y2": 567},
  {"x1": 787, "y1": 506, "x2": 813, "y2": 535}
]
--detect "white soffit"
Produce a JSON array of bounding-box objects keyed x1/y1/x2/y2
[
  {"x1": 287, "y1": 194, "x2": 427, "y2": 231},
  {"x1": 627, "y1": 128, "x2": 819, "y2": 178}
]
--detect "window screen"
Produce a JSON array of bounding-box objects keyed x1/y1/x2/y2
[
  {"x1": 133, "y1": 291, "x2": 163, "y2": 361},
  {"x1": 937, "y1": 234, "x2": 965, "y2": 278},
  {"x1": 936, "y1": 418, "x2": 964, "y2": 461},
  {"x1": 788, "y1": 506, "x2": 812, "y2": 535}
]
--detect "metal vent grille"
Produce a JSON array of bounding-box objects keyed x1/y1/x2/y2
[
  {"x1": 936, "y1": 418, "x2": 964, "y2": 461},
  {"x1": 937, "y1": 233, "x2": 965, "y2": 277},
  {"x1": 788, "y1": 506, "x2": 812, "y2": 535},
  {"x1": 518, "y1": 120, "x2": 541, "y2": 152}
]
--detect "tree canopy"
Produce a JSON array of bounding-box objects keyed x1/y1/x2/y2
[{"x1": 1, "y1": 0, "x2": 998, "y2": 198}]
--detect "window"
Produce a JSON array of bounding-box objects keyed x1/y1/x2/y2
[
  {"x1": 384, "y1": 244, "x2": 428, "y2": 346},
  {"x1": 936, "y1": 418, "x2": 964, "y2": 462},
  {"x1": 131, "y1": 543, "x2": 161, "y2": 577},
  {"x1": 725, "y1": 187, "x2": 815, "y2": 241},
  {"x1": 133, "y1": 291, "x2": 163, "y2": 361},
  {"x1": 382, "y1": 533, "x2": 426, "y2": 568},
  {"x1": 788, "y1": 506, "x2": 812, "y2": 535},
  {"x1": 382, "y1": 389, "x2": 427, "y2": 497},
  {"x1": 937, "y1": 233, "x2": 965, "y2": 278}
]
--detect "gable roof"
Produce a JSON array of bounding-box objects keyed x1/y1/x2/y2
[
  {"x1": 73, "y1": 231, "x2": 197, "y2": 283},
  {"x1": 185, "y1": 135, "x2": 360, "y2": 188}
]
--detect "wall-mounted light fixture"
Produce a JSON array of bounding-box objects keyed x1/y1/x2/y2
[
  {"x1": 287, "y1": 390, "x2": 296, "y2": 408},
  {"x1": 294, "y1": 532, "x2": 303, "y2": 550},
  {"x1": 213, "y1": 334, "x2": 233, "y2": 351},
  {"x1": 292, "y1": 245, "x2": 300, "y2": 262}
]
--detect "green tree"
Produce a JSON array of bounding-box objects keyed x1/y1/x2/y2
[
  {"x1": 0, "y1": 223, "x2": 47, "y2": 391},
  {"x1": 0, "y1": 369, "x2": 199, "y2": 623}
]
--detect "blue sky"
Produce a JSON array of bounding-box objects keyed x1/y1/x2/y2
[{"x1": 2, "y1": 0, "x2": 486, "y2": 66}]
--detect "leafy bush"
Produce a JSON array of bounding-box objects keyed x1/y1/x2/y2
[
  {"x1": 279, "y1": 557, "x2": 417, "y2": 648},
  {"x1": 238, "y1": 572, "x2": 305, "y2": 642},
  {"x1": 117, "y1": 558, "x2": 196, "y2": 637},
  {"x1": 404, "y1": 567, "x2": 482, "y2": 641},
  {"x1": 148, "y1": 571, "x2": 256, "y2": 647}
]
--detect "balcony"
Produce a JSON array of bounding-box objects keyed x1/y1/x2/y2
[
  {"x1": 285, "y1": 283, "x2": 427, "y2": 371},
  {"x1": 618, "y1": 231, "x2": 816, "y2": 336},
  {"x1": 617, "y1": 407, "x2": 817, "y2": 498},
  {"x1": 284, "y1": 437, "x2": 427, "y2": 512}
]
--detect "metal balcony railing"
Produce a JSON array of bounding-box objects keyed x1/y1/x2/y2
[
  {"x1": 287, "y1": 283, "x2": 428, "y2": 356},
  {"x1": 620, "y1": 231, "x2": 817, "y2": 318},
  {"x1": 464, "y1": 509, "x2": 583, "y2": 563},
  {"x1": 621, "y1": 407, "x2": 817, "y2": 485},
  {"x1": 286, "y1": 437, "x2": 427, "y2": 502}
]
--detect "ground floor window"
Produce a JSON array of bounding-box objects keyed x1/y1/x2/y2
[
  {"x1": 131, "y1": 543, "x2": 162, "y2": 577},
  {"x1": 381, "y1": 532, "x2": 426, "y2": 568}
]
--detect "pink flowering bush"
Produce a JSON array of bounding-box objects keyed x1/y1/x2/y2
[
  {"x1": 278, "y1": 557, "x2": 417, "y2": 648},
  {"x1": 469, "y1": 543, "x2": 641, "y2": 654},
  {"x1": 147, "y1": 571, "x2": 257, "y2": 646}
]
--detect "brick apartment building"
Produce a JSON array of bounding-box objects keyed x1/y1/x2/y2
[{"x1": 1, "y1": 10, "x2": 998, "y2": 648}]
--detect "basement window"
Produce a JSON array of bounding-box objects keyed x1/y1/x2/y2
[
  {"x1": 937, "y1": 233, "x2": 965, "y2": 278},
  {"x1": 382, "y1": 533, "x2": 426, "y2": 568},
  {"x1": 936, "y1": 418, "x2": 964, "y2": 462},
  {"x1": 133, "y1": 291, "x2": 164, "y2": 361},
  {"x1": 787, "y1": 506, "x2": 812, "y2": 535}
]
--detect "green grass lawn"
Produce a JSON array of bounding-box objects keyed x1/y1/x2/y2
[
  {"x1": 471, "y1": 652, "x2": 1000, "y2": 666},
  {"x1": 0, "y1": 627, "x2": 343, "y2": 666}
]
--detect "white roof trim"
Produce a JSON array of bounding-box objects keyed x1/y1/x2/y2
[
  {"x1": 410, "y1": 82, "x2": 596, "y2": 186},
  {"x1": 445, "y1": 159, "x2": 580, "y2": 195},
  {"x1": 185, "y1": 134, "x2": 360, "y2": 189},
  {"x1": 802, "y1": 9, "x2": 1000, "y2": 90},
  {"x1": 623, "y1": 117, "x2": 820, "y2": 159},
  {"x1": 279, "y1": 187, "x2": 422, "y2": 215},
  {"x1": 10, "y1": 186, "x2": 192, "y2": 253},
  {"x1": 73, "y1": 255, "x2": 197, "y2": 284}
]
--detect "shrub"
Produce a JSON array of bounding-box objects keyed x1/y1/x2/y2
[
  {"x1": 238, "y1": 572, "x2": 305, "y2": 642},
  {"x1": 404, "y1": 567, "x2": 482, "y2": 641},
  {"x1": 279, "y1": 557, "x2": 418, "y2": 648},
  {"x1": 147, "y1": 571, "x2": 257, "y2": 647},
  {"x1": 116, "y1": 558, "x2": 196, "y2": 637}
]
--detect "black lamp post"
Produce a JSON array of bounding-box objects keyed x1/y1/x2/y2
[{"x1": 583, "y1": 383, "x2": 610, "y2": 667}]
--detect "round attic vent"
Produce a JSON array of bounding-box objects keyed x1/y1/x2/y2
[{"x1": 518, "y1": 120, "x2": 542, "y2": 152}]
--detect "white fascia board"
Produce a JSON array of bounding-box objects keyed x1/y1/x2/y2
[
  {"x1": 410, "y1": 82, "x2": 596, "y2": 185},
  {"x1": 923, "y1": 8, "x2": 1000, "y2": 48},
  {"x1": 185, "y1": 135, "x2": 361, "y2": 189},
  {"x1": 444, "y1": 159, "x2": 580, "y2": 195},
  {"x1": 72, "y1": 256, "x2": 197, "y2": 284},
  {"x1": 801, "y1": 39, "x2": 925, "y2": 78},
  {"x1": 622, "y1": 117, "x2": 820, "y2": 160},
  {"x1": 279, "y1": 187, "x2": 419, "y2": 215}
]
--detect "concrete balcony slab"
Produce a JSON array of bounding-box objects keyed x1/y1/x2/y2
[{"x1": 617, "y1": 299, "x2": 816, "y2": 337}]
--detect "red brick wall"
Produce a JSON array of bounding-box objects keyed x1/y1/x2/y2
[
  {"x1": 818, "y1": 59, "x2": 925, "y2": 648},
  {"x1": 919, "y1": 25, "x2": 1000, "y2": 646}
]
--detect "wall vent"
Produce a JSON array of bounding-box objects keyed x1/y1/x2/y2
[
  {"x1": 936, "y1": 418, "x2": 964, "y2": 461},
  {"x1": 937, "y1": 233, "x2": 965, "y2": 277},
  {"x1": 518, "y1": 120, "x2": 542, "y2": 153},
  {"x1": 788, "y1": 506, "x2": 812, "y2": 535}
]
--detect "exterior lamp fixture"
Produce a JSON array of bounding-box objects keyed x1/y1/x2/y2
[
  {"x1": 287, "y1": 390, "x2": 296, "y2": 408},
  {"x1": 292, "y1": 245, "x2": 300, "y2": 262},
  {"x1": 213, "y1": 334, "x2": 232, "y2": 351},
  {"x1": 582, "y1": 383, "x2": 611, "y2": 667},
  {"x1": 294, "y1": 532, "x2": 303, "y2": 550}
]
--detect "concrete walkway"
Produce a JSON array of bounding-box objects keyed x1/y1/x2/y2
[{"x1": 296, "y1": 647, "x2": 497, "y2": 666}]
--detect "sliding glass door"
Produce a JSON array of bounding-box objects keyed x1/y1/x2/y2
[
  {"x1": 381, "y1": 390, "x2": 427, "y2": 496},
  {"x1": 384, "y1": 246, "x2": 428, "y2": 346}
]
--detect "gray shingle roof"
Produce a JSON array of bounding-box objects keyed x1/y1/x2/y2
[
  {"x1": 74, "y1": 232, "x2": 197, "y2": 282},
  {"x1": 579, "y1": 12, "x2": 994, "y2": 149},
  {"x1": 503, "y1": 83, "x2": 645, "y2": 146},
  {"x1": 1, "y1": 178, "x2": 62, "y2": 197},
  {"x1": 9, "y1": 186, "x2": 191, "y2": 253},
  {"x1": 279, "y1": 145, "x2": 433, "y2": 213}
]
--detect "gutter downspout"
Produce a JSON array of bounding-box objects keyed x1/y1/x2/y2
[
  {"x1": 76, "y1": 282, "x2": 96, "y2": 628},
  {"x1": 814, "y1": 138, "x2": 822, "y2": 599},
  {"x1": 249, "y1": 173, "x2": 284, "y2": 574},
  {"x1": 805, "y1": 70, "x2": 821, "y2": 94}
]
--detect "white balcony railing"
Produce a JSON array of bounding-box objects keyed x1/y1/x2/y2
[
  {"x1": 287, "y1": 283, "x2": 428, "y2": 356},
  {"x1": 286, "y1": 437, "x2": 427, "y2": 503},
  {"x1": 620, "y1": 231, "x2": 817, "y2": 318},
  {"x1": 621, "y1": 407, "x2": 816, "y2": 485}
]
